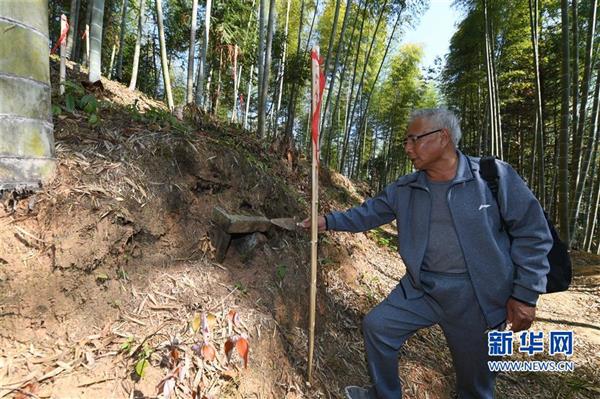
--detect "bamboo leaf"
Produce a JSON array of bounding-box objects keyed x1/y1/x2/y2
[
  {"x1": 191, "y1": 313, "x2": 201, "y2": 333},
  {"x1": 135, "y1": 358, "x2": 149, "y2": 377}
]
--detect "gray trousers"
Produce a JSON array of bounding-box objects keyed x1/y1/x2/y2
[{"x1": 363, "y1": 271, "x2": 497, "y2": 399}]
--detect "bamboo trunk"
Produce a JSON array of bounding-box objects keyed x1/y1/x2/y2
[
  {"x1": 261, "y1": 0, "x2": 276, "y2": 136},
  {"x1": 155, "y1": 0, "x2": 174, "y2": 110},
  {"x1": 583, "y1": 138, "x2": 600, "y2": 251},
  {"x1": 231, "y1": 46, "x2": 240, "y2": 123},
  {"x1": 213, "y1": 48, "x2": 223, "y2": 115},
  {"x1": 0, "y1": 0, "x2": 56, "y2": 189},
  {"x1": 128, "y1": 0, "x2": 145, "y2": 91},
  {"x1": 186, "y1": 0, "x2": 198, "y2": 103},
  {"x1": 88, "y1": 0, "x2": 105, "y2": 82},
  {"x1": 107, "y1": 38, "x2": 117, "y2": 79},
  {"x1": 73, "y1": 0, "x2": 83, "y2": 61},
  {"x1": 59, "y1": 14, "x2": 67, "y2": 95},
  {"x1": 84, "y1": 0, "x2": 92, "y2": 66},
  {"x1": 274, "y1": 0, "x2": 291, "y2": 132},
  {"x1": 66, "y1": 0, "x2": 80, "y2": 59},
  {"x1": 558, "y1": 0, "x2": 571, "y2": 244},
  {"x1": 116, "y1": 0, "x2": 128, "y2": 80},
  {"x1": 244, "y1": 65, "x2": 254, "y2": 130},
  {"x1": 257, "y1": 0, "x2": 267, "y2": 136},
  {"x1": 483, "y1": 0, "x2": 496, "y2": 156},
  {"x1": 195, "y1": 0, "x2": 212, "y2": 107}
]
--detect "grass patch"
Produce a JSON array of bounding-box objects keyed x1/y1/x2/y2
[{"x1": 368, "y1": 227, "x2": 398, "y2": 252}]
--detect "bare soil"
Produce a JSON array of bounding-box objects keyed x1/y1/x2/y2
[{"x1": 0, "y1": 62, "x2": 598, "y2": 399}]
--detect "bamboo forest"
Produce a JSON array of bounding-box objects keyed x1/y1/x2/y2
[
  {"x1": 35, "y1": 0, "x2": 598, "y2": 251},
  {"x1": 1, "y1": 0, "x2": 599, "y2": 398}
]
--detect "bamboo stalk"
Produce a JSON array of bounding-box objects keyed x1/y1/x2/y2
[
  {"x1": 59, "y1": 14, "x2": 67, "y2": 95},
  {"x1": 85, "y1": 23, "x2": 90, "y2": 66},
  {"x1": 308, "y1": 46, "x2": 320, "y2": 383},
  {"x1": 244, "y1": 65, "x2": 253, "y2": 130}
]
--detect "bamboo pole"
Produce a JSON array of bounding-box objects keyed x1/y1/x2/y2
[
  {"x1": 231, "y1": 45, "x2": 239, "y2": 123},
  {"x1": 107, "y1": 37, "x2": 117, "y2": 79},
  {"x1": 308, "y1": 46, "x2": 324, "y2": 383},
  {"x1": 85, "y1": 23, "x2": 90, "y2": 67},
  {"x1": 244, "y1": 65, "x2": 253, "y2": 130},
  {"x1": 59, "y1": 14, "x2": 68, "y2": 95}
]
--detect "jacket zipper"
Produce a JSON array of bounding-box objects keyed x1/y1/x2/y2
[{"x1": 446, "y1": 183, "x2": 491, "y2": 326}]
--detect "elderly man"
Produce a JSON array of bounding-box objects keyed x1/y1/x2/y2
[{"x1": 302, "y1": 108, "x2": 552, "y2": 399}]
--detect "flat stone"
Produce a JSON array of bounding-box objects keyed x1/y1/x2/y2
[{"x1": 212, "y1": 206, "x2": 271, "y2": 234}]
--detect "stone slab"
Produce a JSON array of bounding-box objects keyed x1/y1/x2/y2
[{"x1": 212, "y1": 206, "x2": 271, "y2": 234}]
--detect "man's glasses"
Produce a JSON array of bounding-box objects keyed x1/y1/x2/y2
[{"x1": 402, "y1": 129, "x2": 443, "y2": 147}]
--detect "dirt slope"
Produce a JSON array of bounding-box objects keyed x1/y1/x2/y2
[{"x1": 0, "y1": 62, "x2": 599, "y2": 399}]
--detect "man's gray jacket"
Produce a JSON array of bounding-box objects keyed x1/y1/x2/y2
[{"x1": 325, "y1": 151, "x2": 552, "y2": 328}]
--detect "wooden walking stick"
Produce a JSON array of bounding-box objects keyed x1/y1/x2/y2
[{"x1": 308, "y1": 46, "x2": 325, "y2": 383}]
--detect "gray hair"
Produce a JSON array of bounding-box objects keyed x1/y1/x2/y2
[{"x1": 409, "y1": 108, "x2": 462, "y2": 146}]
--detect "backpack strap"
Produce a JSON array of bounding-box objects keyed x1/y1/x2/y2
[{"x1": 479, "y1": 156, "x2": 509, "y2": 233}]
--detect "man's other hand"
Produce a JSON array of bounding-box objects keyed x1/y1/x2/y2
[
  {"x1": 300, "y1": 216, "x2": 327, "y2": 233},
  {"x1": 506, "y1": 297, "x2": 536, "y2": 332}
]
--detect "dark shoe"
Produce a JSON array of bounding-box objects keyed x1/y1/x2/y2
[{"x1": 344, "y1": 386, "x2": 371, "y2": 399}]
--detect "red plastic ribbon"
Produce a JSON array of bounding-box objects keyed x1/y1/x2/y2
[
  {"x1": 310, "y1": 50, "x2": 326, "y2": 155},
  {"x1": 51, "y1": 18, "x2": 70, "y2": 55}
]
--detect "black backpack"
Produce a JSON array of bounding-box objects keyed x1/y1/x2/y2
[{"x1": 479, "y1": 156, "x2": 572, "y2": 293}]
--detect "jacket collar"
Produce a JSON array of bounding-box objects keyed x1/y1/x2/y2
[
  {"x1": 453, "y1": 150, "x2": 477, "y2": 184},
  {"x1": 397, "y1": 150, "x2": 476, "y2": 189}
]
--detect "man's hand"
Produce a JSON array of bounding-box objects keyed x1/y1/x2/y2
[
  {"x1": 299, "y1": 216, "x2": 327, "y2": 233},
  {"x1": 506, "y1": 297, "x2": 536, "y2": 332}
]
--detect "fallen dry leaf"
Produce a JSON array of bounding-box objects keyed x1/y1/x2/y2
[
  {"x1": 224, "y1": 337, "x2": 235, "y2": 362},
  {"x1": 14, "y1": 382, "x2": 38, "y2": 399},
  {"x1": 162, "y1": 377, "x2": 176, "y2": 399},
  {"x1": 236, "y1": 335, "x2": 249, "y2": 368},
  {"x1": 201, "y1": 313, "x2": 211, "y2": 339},
  {"x1": 171, "y1": 347, "x2": 180, "y2": 364},
  {"x1": 224, "y1": 334, "x2": 249, "y2": 368},
  {"x1": 191, "y1": 313, "x2": 201, "y2": 333},
  {"x1": 201, "y1": 342, "x2": 216, "y2": 362}
]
